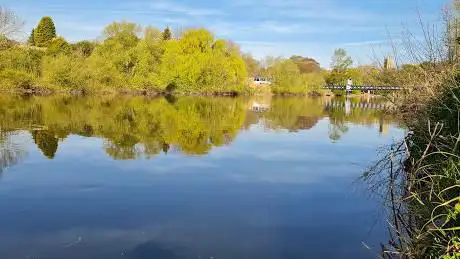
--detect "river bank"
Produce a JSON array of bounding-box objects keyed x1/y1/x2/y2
[{"x1": 365, "y1": 66, "x2": 460, "y2": 258}]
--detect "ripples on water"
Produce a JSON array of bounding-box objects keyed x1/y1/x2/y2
[{"x1": 0, "y1": 95, "x2": 404, "y2": 259}]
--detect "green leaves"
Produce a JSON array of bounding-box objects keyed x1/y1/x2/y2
[
  {"x1": 46, "y1": 37, "x2": 71, "y2": 56},
  {"x1": 34, "y1": 16, "x2": 56, "y2": 47},
  {"x1": 27, "y1": 28, "x2": 34, "y2": 45},
  {"x1": 162, "y1": 27, "x2": 172, "y2": 41},
  {"x1": 158, "y1": 28, "x2": 247, "y2": 93},
  {"x1": 2, "y1": 17, "x2": 247, "y2": 94}
]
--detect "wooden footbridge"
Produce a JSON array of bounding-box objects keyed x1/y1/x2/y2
[{"x1": 324, "y1": 85, "x2": 402, "y2": 91}]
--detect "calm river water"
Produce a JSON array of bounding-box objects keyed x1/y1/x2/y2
[{"x1": 0, "y1": 95, "x2": 404, "y2": 259}]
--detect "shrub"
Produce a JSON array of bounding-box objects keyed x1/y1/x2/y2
[
  {"x1": 270, "y1": 59, "x2": 306, "y2": 94},
  {"x1": 330, "y1": 90, "x2": 344, "y2": 96},
  {"x1": 0, "y1": 47, "x2": 44, "y2": 76},
  {"x1": 47, "y1": 37, "x2": 71, "y2": 56},
  {"x1": 0, "y1": 69, "x2": 35, "y2": 89},
  {"x1": 41, "y1": 55, "x2": 87, "y2": 89},
  {"x1": 0, "y1": 35, "x2": 18, "y2": 50},
  {"x1": 84, "y1": 55, "x2": 125, "y2": 90},
  {"x1": 71, "y1": 40, "x2": 96, "y2": 57},
  {"x1": 304, "y1": 72, "x2": 326, "y2": 94}
]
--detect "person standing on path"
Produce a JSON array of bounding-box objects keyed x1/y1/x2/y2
[{"x1": 346, "y1": 78, "x2": 353, "y2": 95}]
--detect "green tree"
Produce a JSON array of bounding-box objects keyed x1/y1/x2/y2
[
  {"x1": 72, "y1": 40, "x2": 96, "y2": 57},
  {"x1": 34, "y1": 16, "x2": 56, "y2": 47},
  {"x1": 28, "y1": 28, "x2": 35, "y2": 45},
  {"x1": 46, "y1": 37, "x2": 71, "y2": 56},
  {"x1": 162, "y1": 27, "x2": 172, "y2": 40},
  {"x1": 268, "y1": 59, "x2": 306, "y2": 94},
  {"x1": 158, "y1": 28, "x2": 247, "y2": 93},
  {"x1": 144, "y1": 26, "x2": 162, "y2": 43},
  {"x1": 242, "y1": 53, "x2": 260, "y2": 77},
  {"x1": 290, "y1": 55, "x2": 321, "y2": 73},
  {"x1": 331, "y1": 48, "x2": 352, "y2": 71},
  {"x1": 103, "y1": 21, "x2": 140, "y2": 48}
]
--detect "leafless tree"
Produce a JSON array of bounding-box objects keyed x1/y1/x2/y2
[{"x1": 0, "y1": 5, "x2": 23, "y2": 38}]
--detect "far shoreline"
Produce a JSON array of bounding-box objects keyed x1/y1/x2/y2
[{"x1": 0, "y1": 87, "x2": 386, "y2": 98}]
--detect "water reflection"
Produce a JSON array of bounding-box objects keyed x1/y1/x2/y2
[
  {"x1": 0, "y1": 131, "x2": 27, "y2": 174},
  {"x1": 0, "y1": 95, "x2": 397, "y2": 166},
  {"x1": 0, "y1": 94, "x2": 404, "y2": 259}
]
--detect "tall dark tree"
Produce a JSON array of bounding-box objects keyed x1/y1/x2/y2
[
  {"x1": 34, "y1": 16, "x2": 56, "y2": 47},
  {"x1": 162, "y1": 27, "x2": 172, "y2": 41},
  {"x1": 27, "y1": 28, "x2": 35, "y2": 45}
]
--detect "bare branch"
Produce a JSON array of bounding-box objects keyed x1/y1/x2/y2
[{"x1": 0, "y1": 6, "x2": 23, "y2": 38}]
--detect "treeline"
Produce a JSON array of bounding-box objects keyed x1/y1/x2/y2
[
  {"x1": 0, "y1": 7, "x2": 430, "y2": 96},
  {"x1": 243, "y1": 48, "x2": 407, "y2": 95},
  {"x1": 0, "y1": 14, "x2": 248, "y2": 94}
]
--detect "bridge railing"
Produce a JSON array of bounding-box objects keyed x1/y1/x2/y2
[{"x1": 324, "y1": 85, "x2": 402, "y2": 90}]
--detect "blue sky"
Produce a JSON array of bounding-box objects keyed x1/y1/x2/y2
[{"x1": 3, "y1": 0, "x2": 447, "y2": 67}]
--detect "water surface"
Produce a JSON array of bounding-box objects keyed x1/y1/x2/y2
[{"x1": 0, "y1": 95, "x2": 404, "y2": 259}]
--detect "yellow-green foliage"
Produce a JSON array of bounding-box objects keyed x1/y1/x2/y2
[
  {"x1": 0, "y1": 69, "x2": 35, "y2": 89},
  {"x1": 46, "y1": 37, "x2": 71, "y2": 56},
  {"x1": 0, "y1": 94, "x2": 396, "y2": 159},
  {"x1": 325, "y1": 66, "x2": 392, "y2": 87},
  {"x1": 41, "y1": 55, "x2": 87, "y2": 89},
  {"x1": 304, "y1": 72, "x2": 326, "y2": 94},
  {"x1": 268, "y1": 58, "x2": 325, "y2": 94},
  {"x1": 159, "y1": 29, "x2": 247, "y2": 93},
  {"x1": 0, "y1": 47, "x2": 43, "y2": 89},
  {"x1": 270, "y1": 59, "x2": 305, "y2": 94},
  {"x1": 130, "y1": 26, "x2": 163, "y2": 89},
  {"x1": 0, "y1": 95, "x2": 247, "y2": 158},
  {"x1": 0, "y1": 47, "x2": 43, "y2": 76},
  {"x1": 0, "y1": 20, "x2": 248, "y2": 94},
  {"x1": 267, "y1": 97, "x2": 324, "y2": 131}
]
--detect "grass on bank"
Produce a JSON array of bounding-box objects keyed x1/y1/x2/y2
[{"x1": 364, "y1": 65, "x2": 460, "y2": 259}]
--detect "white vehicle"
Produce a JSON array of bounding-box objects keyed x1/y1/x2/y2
[{"x1": 253, "y1": 77, "x2": 272, "y2": 85}]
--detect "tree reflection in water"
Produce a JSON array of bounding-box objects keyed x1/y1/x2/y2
[
  {"x1": 0, "y1": 131, "x2": 27, "y2": 174},
  {"x1": 0, "y1": 94, "x2": 398, "y2": 161}
]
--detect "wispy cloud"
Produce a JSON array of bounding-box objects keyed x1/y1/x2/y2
[
  {"x1": 149, "y1": 2, "x2": 222, "y2": 16},
  {"x1": 3, "y1": 0, "x2": 442, "y2": 67},
  {"x1": 343, "y1": 39, "x2": 392, "y2": 47}
]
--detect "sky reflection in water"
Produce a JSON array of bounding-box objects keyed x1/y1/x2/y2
[{"x1": 0, "y1": 95, "x2": 404, "y2": 259}]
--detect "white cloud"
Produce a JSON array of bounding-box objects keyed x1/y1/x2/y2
[{"x1": 149, "y1": 1, "x2": 222, "y2": 16}]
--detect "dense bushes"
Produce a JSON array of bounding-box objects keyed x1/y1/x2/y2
[
  {"x1": 0, "y1": 47, "x2": 42, "y2": 89},
  {"x1": 41, "y1": 55, "x2": 87, "y2": 89},
  {"x1": 0, "y1": 21, "x2": 249, "y2": 94},
  {"x1": 0, "y1": 69, "x2": 34, "y2": 88},
  {"x1": 46, "y1": 37, "x2": 71, "y2": 56},
  {"x1": 158, "y1": 29, "x2": 247, "y2": 93},
  {"x1": 267, "y1": 58, "x2": 325, "y2": 95}
]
